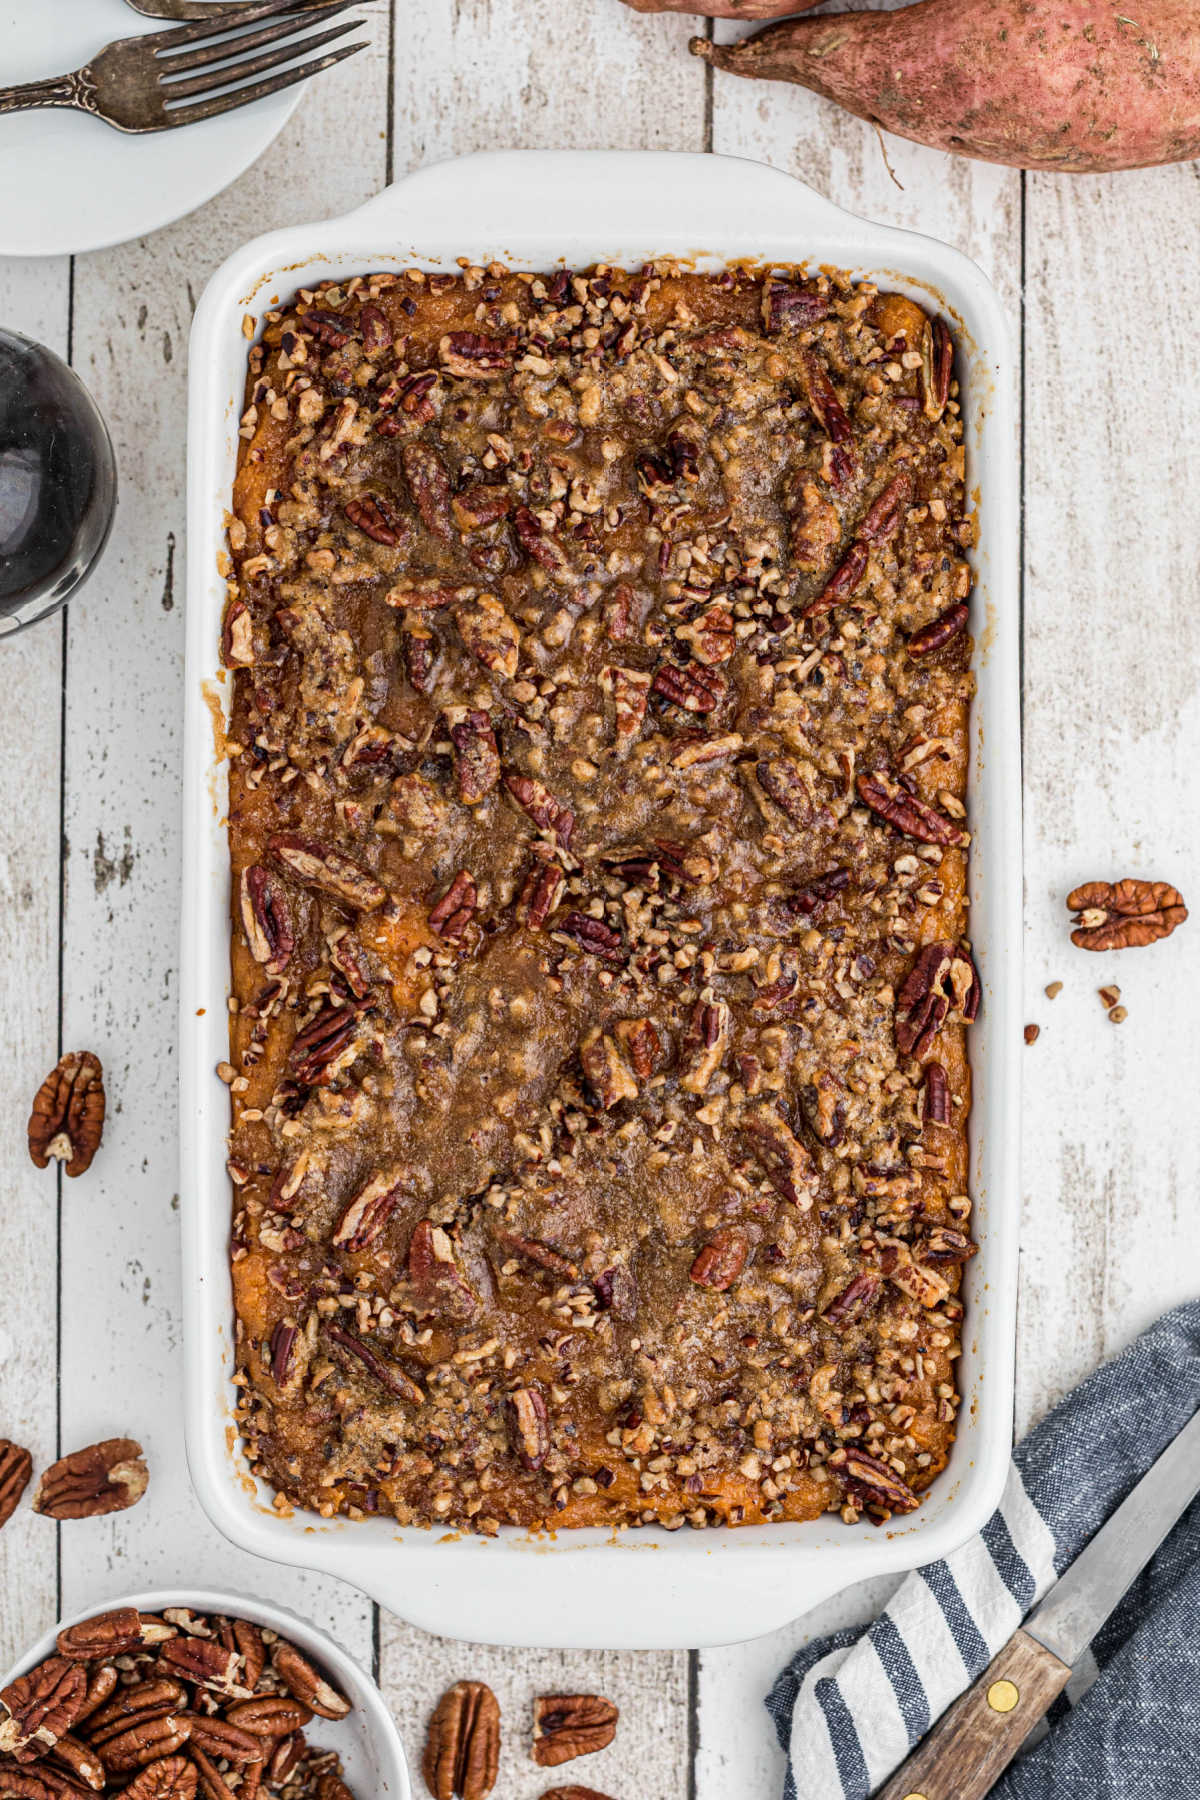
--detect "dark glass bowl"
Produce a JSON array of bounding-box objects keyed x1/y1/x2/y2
[{"x1": 0, "y1": 328, "x2": 118, "y2": 636}]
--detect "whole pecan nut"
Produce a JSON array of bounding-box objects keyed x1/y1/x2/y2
[
  {"x1": 1067, "y1": 879, "x2": 1187, "y2": 951},
  {"x1": 27, "y1": 1052, "x2": 105, "y2": 1179},
  {"x1": 423, "y1": 1680, "x2": 500, "y2": 1800},
  {"x1": 0, "y1": 1658, "x2": 86, "y2": 1762},
  {"x1": 531, "y1": 1694, "x2": 618, "y2": 1769},
  {"x1": 33, "y1": 1439, "x2": 148, "y2": 1521},
  {"x1": 0, "y1": 1439, "x2": 33, "y2": 1531},
  {"x1": 270, "y1": 1643, "x2": 350, "y2": 1723}
]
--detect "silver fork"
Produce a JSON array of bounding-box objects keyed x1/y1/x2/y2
[
  {"x1": 0, "y1": 0, "x2": 366, "y2": 133},
  {"x1": 124, "y1": 0, "x2": 341, "y2": 20}
]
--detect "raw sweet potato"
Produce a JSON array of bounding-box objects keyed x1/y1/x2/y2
[{"x1": 666, "y1": 0, "x2": 1200, "y2": 172}]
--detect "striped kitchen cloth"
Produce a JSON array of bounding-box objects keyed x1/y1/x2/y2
[{"x1": 767, "y1": 1300, "x2": 1200, "y2": 1799}]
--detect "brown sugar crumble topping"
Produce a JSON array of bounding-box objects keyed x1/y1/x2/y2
[{"x1": 222, "y1": 258, "x2": 979, "y2": 1534}]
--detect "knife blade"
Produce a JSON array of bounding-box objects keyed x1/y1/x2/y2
[{"x1": 1023, "y1": 1403, "x2": 1200, "y2": 1668}]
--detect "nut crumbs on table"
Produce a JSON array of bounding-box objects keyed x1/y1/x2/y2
[{"x1": 222, "y1": 260, "x2": 979, "y2": 1531}]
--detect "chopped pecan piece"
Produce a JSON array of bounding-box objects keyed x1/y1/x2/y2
[
  {"x1": 269, "y1": 1321, "x2": 299, "y2": 1388},
  {"x1": 1067, "y1": 879, "x2": 1187, "y2": 951},
  {"x1": 239, "y1": 866, "x2": 293, "y2": 974},
  {"x1": 343, "y1": 493, "x2": 404, "y2": 547},
  {"x1": 802, "y1": 540, "x2": 868, "y2": 619},
  {"x1": 855, "y1": 771, "x2": 968, "y2": 847},
  {"x1": 377, "y1": 369, "x2": 439, "y2": 429},
  {"x1": 429, "y1": 871, "x2": 478, "y2": 942},
  {"x1": 504, "y1": 773, "x2": 574, "y2": 847},
  {"x1": 756, "y1": 755, "x2": 818, "y2": 826},
  {"x1": 787, "y1": 866, "x2": 850, "y2": 916},
  {"x1": 881, "y1": 1241, "x2": 951, "y2": 1309},
  {"x1": 0, "y1": 1440, "x2": 33, "y2": 1531},
  {"x1": 679, "y1": 999, "x2": 729, "y2": 1095},
  {"x1": 894, "y1": 941, "x2": 981, "y2": 1057},
  {"x1": 518, "y1": 860, "x2": 565, "y2": 929},
  {"x1": 788, "y1": 478, "x2": 840, "y2": 572},
  {"x1": 800, "y1": 1069, "x2": 844, "y2": 1146},
  {"x1": 676, "y1": 604, "x2": 735, "y2": 665},
  {"x1": 492, "y1": 1229, "x2": 579, "y2": 1282},
  {"x1": 763, "y1": 278, "x2": 831, "y2": 333},
  {"x1": 407, "y1": 1220, "x2": 480, "y2": 1319},
  {"x1": 330, "y1": 931, "x2": 371, "y2": 1001},
  {"x1": 742, "y1": 1105, "x2": 814, "y2": 1206},
  {"x1": 907, "y1": 601, "x2": 969, "y2": 658},
  {"x1": 423, "y1": 1681, "x2": 501, "y2": 1800},
  {"x1": 332, "y1": 1170, "x2": 404, "y2": 1251},
  {"x1": 613, "y1": 1018, "x2": 662, "y2": 1079},
  {"x1": 439, "y1": 332, "x2": 516, "y2": 378},
  {"x1": 650, "y1": 661, "x2": 724, "y2": 715},
  {"x1": 507, "y1": 1386, "x2": 550, "y2": 1471},
  {"x1": 325, "y1": 1327, "x2": 424, "y2": 1407},
  {"x1": 690, "y1": 1230, "x2": 747, "y2": 1292},
  {"x1": 358, "y1": 303, "x2": 392, "y2": 353},
  {"x1": 605, "y1": 666, "x2": 650, "y2": 745},
  {"x1": 670, "y1": 731, "x2": 743, "y2": 768},
  {"x1": 288, "y1": 1001, "x2": 361, "y2": 1085},
  {"x1": 33, "y1": 1440, "x2": 147, "y2": 1521},
  {"x1": 221, "y1": 599, "x2": 254, "y2": 668},
  {"x1": 532, "y1": 1695, "x2": 618, "y2": 1769},
  {"x1": 557, "y1": 913, "x2": 623, "y2": 963},
  {"x1": 919, "y1": 1223, "x2": 977, "y2": 1264},
  {"x1": 829, "y1": 1446, "x2": 919, "y2": 1515},
  {"x1": 453, "y1": 592, "x2": 520, "y2": 680},
  {"x1": 447, "y1": 708, "x2": 500, "y2": 803},
  {"x1": 579, "y1": 1030, "x2": 638, "y2": 1109},
  {"x1": 27, "y1": 1052, "x2": 105, "y2": 1179},
  {"x1": 0, "y1": 1659, "x2": 86, "y2": 1761},
  {"x1": 822, "y1": 1271, "x2": 881, "y2": 1325},
  {"x1": 271, "y1": 834, "x2": 386, "y2": 911},
  {"x1": 402, "y1": 622, "x2": 440, "y2": 694},
  {"x1": 399, "y1": 440, "x2": 453, "y2": 540},
  {"x1": 513, "y1": 505, "x2": 568, "y2": 575},
  {"x1": 452, "y1": 483, "x2": 512, "y2": 531}
]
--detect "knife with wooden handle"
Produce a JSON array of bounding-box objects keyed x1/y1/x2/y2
[{"x1": 875, "y1": 1404, "x2": 1200, "y2": 1800}]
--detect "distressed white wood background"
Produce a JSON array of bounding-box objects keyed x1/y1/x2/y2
[{"x1": 1, "y1": 1, "x2": 1198, "y2": 1795}]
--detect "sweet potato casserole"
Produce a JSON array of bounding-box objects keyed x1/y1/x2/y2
[{"x1": 221, "y1": 259, "x2": 979, "y2": 1533}]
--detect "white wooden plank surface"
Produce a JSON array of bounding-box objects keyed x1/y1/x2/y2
[{"x1": 1, "y1": 5, "x2": 1198, "y2": 1798}]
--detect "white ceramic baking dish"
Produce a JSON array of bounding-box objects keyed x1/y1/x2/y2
[
  {"x1": 182, "y1": 149, "x2": 1021, "y2": 1650},
  {"x1": 0, "y1": 1588, "x2": 411, "y2": 1799}
]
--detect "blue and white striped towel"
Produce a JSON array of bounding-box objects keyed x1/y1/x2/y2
[{"x1": 768, "y1": 1300, "x2": 1200, "y2": 1798}]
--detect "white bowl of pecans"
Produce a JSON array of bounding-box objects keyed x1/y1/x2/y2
[{"x1": 0, "y1": 1589, "x2": 411, "y2": 1800}]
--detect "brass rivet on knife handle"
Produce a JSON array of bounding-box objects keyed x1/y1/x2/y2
[{"x1": 986, "y1": 1679, "x2": 1019, "y2": 1713}]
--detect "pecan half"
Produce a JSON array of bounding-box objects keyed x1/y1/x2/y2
[
  {"x1": 507, "y1": 1386, "x2": 550, "y2": 1470},
  {"x1": 504, "y1": 774, "x2": 574, "y2": 848},
  {"x1": 492, "y1": 1229, "x2": 579, "y2": 1282},
  {"x1": 859, "y1": 470, "x2": 914, "y2": 543},
  {"x1": 742, "y1": 1106, "x2": 814, "y2": 1206},
  {"x1": 1067, "y1": 879, "x2": 1187, "y2": 951},
  {"x1": 270, "y1": 1644, "x2": 349, "y2": 1722},
  {"x1": 894, "y1": 942, "x2": 981, "y2": 1057},
  {"x1": 613, "y1": 1019, "x2": 662, "y2": 1080},
  {"x1": 358, "y1": 304, "x2": 392, "y2": 354},
  {"x1": 429, "y1": 870, "x2": 478, "y2": 943},
  {"x1": 221, "y1": 599, "x2": 254, "y2": 668},
  {"x1": 557, "y1": 913, "x2": 623, "y2": 963},
  {"x1": 855, "y1": 771, "x2": 968, "y2": 847},
  {"x1": 407, "y1": 1220, "x2": 481, "y2": 1319},
  {"x1": 532, "y1": 1695, "x2": 618, "y2": 1769},
  {"x1": 0, "y1": 1439, "x2": 32, "y2": 1531},
  {"x1": 400, "y1": 441, "x2": 453, "y2": 540},
  {"x1": 85, "y1": 1679, "x2": 184, "y2": 1744},
  {"x1": 518, "y1": 861, "x2": 564, "y2": 929},
  {"x1": 822, "y1": 1271, "x2": 881, "y2": 1325},
  {"x1": 0, "y1": 1659, "x2": 86, "y2": 1762},
  {"x1": 121, "y1": 1757, "x2": 197, "y2": 1800},
  {"x1": 439, "y1": 332, "x2": 516, "y2": 378},
  {"x1": 788, "y1": 478, "x2": 840, "y2": 573},
  {"x1": 762, "y1": 278, "x2": 831, "y2": 333},
  {"x1": 801, "y1": 351, "x2": 853, "y2": 443},
  {"x1": 57, "y1": 1609, "x2": 172, "y2": 1663},
  {"x1": 756, "y1": 755, "x2": 817, "y2": 826},
  {"x1": 919, "y1": 1223, "x2": 977, "y2": 1264},
  {"x1": 239, "y1": 866, "x2": 293, "y2": 974},
  {"x1": 423, "y1": 1681, "x2": 500, "y2": 1800},
  {"x1": 332, "y1": 1170, "x2": 404, "y2": 1252},
  {"x1": 786, "y1": 866, "x2": 850, "y2": 917},
  {"x1": 297, "y1": 307, "x2": 352, "y2": 349},
  {"x1": 27, "y1": 1052, "x2": 105, "y2": 1179},
  {"x1": 802, "y1": 540, "x2": 868, "y2": 619},
  {"x1": 513, "y1": 505, "x2": 568, "y2": 576},
  {"x1": 907, "y1": 600, "x2": 968, "y2": 658},
  {"x1": 921, "y1": 316, "x2": 954, "y2": 421},
  {"x1": 270, "y1": 835, "x2": 386, "y2": 912},
  {"x1": 453, "y1": 594, "x2": 520, "y2": 681},
  {"x1": 452, "y1": 483, "x2": 512, "y2": 531},
  {"x1": 923, "y1": 1062, "x2": 950, "y2": 1125},
  {"x1": 829, "y1": 1446, "x2": 919, "y2": 1515},
  {"x1": 287, "y1": 1001, "x2": 361, "y2": 1085},
  {"x1": 33, "y1": 1440, "x2": 147, "y2": 1521},
  {"x1": 679, "y1": 999, "x2": 728, "y2": 1095},
  {"x1": 324, "y1": 1327, "x2": 424, "y2": 1407},
  {"x1": 46, "y1": 1731, "x2": 106, "y2": 1791},
  {"x1": 690, "y1": 1231, "x2": 747, "y2": 1292},
  {"x1": 579, "y1": 1031, "x2": 638, "y2": 1109},
  {"x1": 606, "y1": 666, "x2": 650, "y2": 745},
  {"x1": 343, "y1": 494, "x2": 404, "y2": 547},
  {"x1": 157, "y1": 1640, "x2": 242, "y2": 1697},
  {"x1": 222, "y1": 1697, "x2": 312, "y2": 1738},
  {"x1": 403, "y1": 621, "x2": 441, "y2": 696},
  {"x1": 650, "y1": 661, "x2": 723, "y2": 715}
]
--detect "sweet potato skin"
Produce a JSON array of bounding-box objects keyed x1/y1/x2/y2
[{"x1": 684, "y1": 0, "x2": 1200, "y2": 172}]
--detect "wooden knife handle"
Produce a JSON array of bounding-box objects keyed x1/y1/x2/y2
[{"x1": 874, "y1": 1628, "x2": 1072, "y2": 1800}]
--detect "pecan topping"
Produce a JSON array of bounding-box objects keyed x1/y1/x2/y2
[
  {"x1": 690, "y1": 1231, "x2": 747, "y2": 1292},
  {"x1": 822, "y1": 1271, "x2": 881, "y2": 1325},
  {"x1": 829, "y1": 1446, "x2": 920, "y2": 1515},
  {"x1": 358, "y1": 304, "x2": 392, "y2": 354},
  {"x1": 439, "y1": 332, "x2": 516, "y2": 378},
  {"x1": 332, "y1": 1170, "x2": 404, "y2": 1251},
  {"x1": 894, "y1": 942, "x2": 981, "y2": 1057},
  {"x1": 0, "y1": 1659, "x2": 86, "y2": 1762},
  {"x1": 423, "y1": 1681, "x2": 500, "y2": 1800},
  {"x1": 513, "y1": 505, "x2": 568, "y2": 575},
  {"x1": 57, "y1": 1609, "x2": 171, "y2": 1662},
  {"x1": 1068, "y1": 879, "x2": 1187, "y2": 951},
  {"x1": 532, "y1": 1695, "x2": 618, "y2": 1769},
  {"x1": 907, "y1": 601, "x2": 969, "y2": 658},
  {"x1": 606, "y1": 666, "x2": 650, "y2": 745},
  {"x1": 557, "y1": 913, "x2": 623, "y2": 962},
  {"x1": 297, "y1": 308, "x2": 352, "y2": 348},
  {"x1": 429, "y1": 870, "x2": 478, "y2": 942},
  {"x1": 763, "y1": 278, "x2": 831, "y2": 333},
  {"x1": 612, "y1": 1018, "x2": 662, "y2": 1079},
  {"x1": 679, "y1": 999, "x2": 728, "y2": 1095},
  {"x1": 504, "y1": 774, "x2": 574, "y2": 847},
  {"x1": 399, "y1": 440, "x2": 453, "y2": 540},
  {"x1": 650, "y1": 661, "x2": 724, "y2": 715},
  {"x1": 921, "y1": 315, "x2": 954, "y2": 421},
  {"x1": 742, "y1": 1106, "x2": 814, "y2": 1206},
  {"x1": 270, "y1": 835, "x2": 386, "y2": 912},
  {"x1": 288, "y1": 1001, "x2": 361, "y2": 1085},
  {"x1": 580, "y1": 1030, "x2": 638, "y2": 1109},
  {"x1": 518, "y1": 860, "x2": 564, "y2": 929},
  {"x1": 787, "y1": 866, "x2": 850, "y2": 916},
  {"x1": 270, "y1": 1644, "x2": 350, "y2": 1722},
  {"x1": 0, "y1": 1439, "x2": 32, "y2": 1531},
  {"x1": 756, "y1": 755, "x2": 817, "y2": 826},
  {"x1": 33, "y1": 1439, "x2": 147, "y2": 1521},
  {"x1": 507, "y1": 1386, "x2": 550, "y2": 1470},
  {"x1": 919, "y1": 1223, "x2": 977, "y2": 1264},
  {"x1": 802, "y1": 540, "x2": 868, "y2": 618},
  {"x1": 453, "y1": 593, "x2": 520, "y2": 680},
  {"x1": 27, "y1": 1052, "x2": 105, "y2": 1179},
  {"x1": 121, "y1": 1757, "x2": 197, "y2": 1800},
  {"x1": 325, "y1": 1326, "x2": 424, "y2": 1407},
  {"x1": 343, "y1": 493, "x2": 404, "y2": 547},
  {"x1": 239, "y1": 866, "x2": 293, "y2": 974},
  {"x1": 452, "y1": 483, "x2": 512, "y2": 531},
  {"x1": 407, "y1": 1221, "x2": 481, "y2": 1319},
  {"x1": 855, "y1": 771, "x2": 968, "y2": 847}
]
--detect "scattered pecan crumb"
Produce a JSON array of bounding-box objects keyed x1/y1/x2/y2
[
  {"x1": 1097, "y1": 985, "x2": 1121, "y2": 1010},
  {"x1": 1044, "y1": 980, "x2": 1063, "y2": 999},
  {"x1": 1023, "y1": 1023, "x2": 1040, "y2": 1045},
  {"x1": 1108, "y1": 1005, "x2": 1128, "y2": 1024}
]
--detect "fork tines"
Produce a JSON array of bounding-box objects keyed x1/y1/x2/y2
[{"x1": 153, "y1": 1, "x2": 366, "y2": 125}]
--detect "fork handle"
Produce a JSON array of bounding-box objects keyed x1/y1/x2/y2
[{"x1": 0, "y1": 69, "x2": 97, "y2": 119}]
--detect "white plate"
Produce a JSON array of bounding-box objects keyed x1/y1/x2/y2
[
  {"x1": 183, "y1": 150, "x2": 1022, "y2": 1649},
  {"x1": 0, "y1": 0, "x2": 307, "y2": 258}
]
